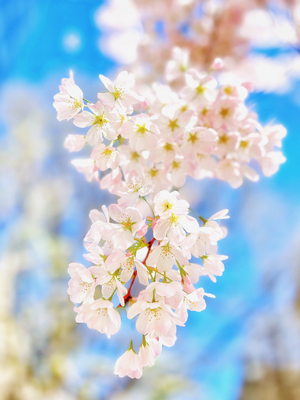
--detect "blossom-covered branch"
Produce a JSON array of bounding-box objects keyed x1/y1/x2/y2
[{"x1": 53, "y1": 50, "x2": 286, "y2": 378}]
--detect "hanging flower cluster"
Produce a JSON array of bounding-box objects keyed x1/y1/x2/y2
[
  {"x1": 53, "y1": 54, "x2": 285, "y2": 378},
  {"x1": 67, "y1": 188, "x2": 228, "y2": 378}
]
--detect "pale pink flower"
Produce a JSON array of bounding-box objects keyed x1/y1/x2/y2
[
  {"x1": 182, "y1": 127, "x2": 217, "y2": 155},
  {"x1": 91, "y1": 144, "x2": 120, "y2": 171},
  {"x1": 190, "y1": 226, "x2": 217, "y2": 257},
  {"x1": 202, "y1": 254, "x2": 228, "y2": 282},
  {"x1": 159, "y1": 104, "x2": 195, "y2": 138},
  {"x1": 149, "y1": 137, "x2": 180, "y2": 165},
  {"x1": 71, "y1": 159, "x2": 98, "y2": 182},
  {"x1": 73, "y1": 101, "x2": 119, "y2": 145},
  {"x1": 184, "y1": 262, "x2": 206, "y2": 284},
  {"x1": 153, "y1": 212, "x2": 199, "y2": 244},
  {"x1": 67, "y1": 263, "x2": 97, "y2": 304},
  {"x1": 121, "y1": 114, "x2": 160, "y2": 152},
  {"x1": 98, "y1": 71, "x2": 143, "y2": 112},
  {"x1": 216, "y1": 131, "x2": 240, "y2": 157},
  {"x1": 212, "y1": 98, "x2": 247, "y2": 130},
  {"x1": 117, "y1": 170, "x2": 153, "y2": 208},
  {"x1": 100, "y1": 204, "x2": 145, "y2": 250},
  {"x1": 181, "y1": 70, "x2": 217, "y2": 104},
  {"x1": 127, "y1": 300, "x2": 184, "y2": 336},
  {"x1": 75, "y1": 298, "x2": 121, "y2": 338},
  {"x1": 185, "y1": 288, "x2": 215, "y2": 312},
  {"x1": 53, "y1": 72, "x2": 83, "y2": 121},
  {"x1": 154, "y1": 190, "x2": 189, "y2": 218},
  {"x1": 100, "y1": 167, "x2": 123, "y2": 196},
  {"x1": 264, "y1": 125, "x2": 287, "y2": 152},
  {"x1": 146, "y1": 281, "x2": 184, "y2": 309},
  {"x1": 166, "y1": 47, "x2": 190, "y2": 81},
  {"x1": 166, "y1": 157, "x2": 190, "y2": 188},
  {"x1": 105, "y1": 251, "x2": 149, "y2": 286},
  {"x1": 84, "y1": 206, "x2": 109, "y2": 251},
  {"x1": 215, "y1": 158, "x2": 243, "y2": 188},
  {"x1": 114, "y1": 348, "x2": 143, "y2": 379},
  {"x1": 260, "y1": 151, "x2": 286, "y2": 177},
  {"x1": 179, "y1": 288, "x2": 215, "y2": 323},
  {"x1": 64, "y1": 134, "x2": 86, "y2": 152},
  {"x1": 147, "y1": 239, "x2": 188, "y2": 272},
  {"x1": 139, "y1": 342, "x2": 155, "y2": 367}
]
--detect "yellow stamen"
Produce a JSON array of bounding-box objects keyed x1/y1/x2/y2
[
  {"x1": 136, "y1": 124, "x2": 147, "y2": 135},
  {"x1": 240, "y1": 140, "x2": 248, "y2": 148},
  {"x1": 188, "y1": 132, "x2": 198, "y2": 144},
  {"x1": 196, "y1": 85, "x2": 205, "y2": 95},
  {"x1": 162, "y1": 201, "x2": 173, "y2": 212},
  {"x1": 168, "y1": 119, "x2": 179, "y2": 132},
  {"x1": 219, "y1": 135, "x2": 228, "y2": 145},
  {"x1": 164, "y1": 143, "x2": 173, "y2": 152},
  {"x1": 220, "y1": 107, "x2": 230, "y2": 118}
]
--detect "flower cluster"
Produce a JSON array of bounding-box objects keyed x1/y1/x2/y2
[
  {"x1": 67, "y1": 189, "x2": 228, "y2": 378},
  {"x1": 54, "y1": 65, "x2": 286, "y2": 191},
  {"x1": 53, "y1": 55, "x2": 286, "y2": 377}
]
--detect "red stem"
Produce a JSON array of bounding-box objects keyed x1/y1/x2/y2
[{"x1": 117, "y1": 238, "x2": 155, "y2": 308}]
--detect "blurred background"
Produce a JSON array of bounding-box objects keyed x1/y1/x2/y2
[{"x1": 0, "y1": 0, "x2": 300, "y2": 399}]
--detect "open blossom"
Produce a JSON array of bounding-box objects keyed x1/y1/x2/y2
[
  {"x1": 91, "y1": 144, "x2": 120, "y2": 171},
  {"x1": 67, "y1": 263, "x2": 97, "y2": 304},
  {"x1": 202, "y1": 254, "x2": 228, "y2": 282},
  {"x1": 73, "y1": 101, "x2": 119, "y2": 145},
  {"x1": 98, "y1": 71, "x2": 143, "y2": 112},
  {"x1": 121, "y1": 114, "x2": 160, "y2": 151},
  {"x1": 153, "y1": 212, "x2": 199, "y2": 244},
  {"x1": 100, "y1": 204, "x2": 145, "y2": 250},
  {"x1": 53, "y1": 72, "x2": 83, "y2": 121},
  {"x1": 154, "y1": 190, "x2": 189, "y2": 218},
  {"x1": 127, "y1": 300, "x2": 184, "y2": 337},
  {"x1": 114, "y1": 348, "x2": 143, "y2": 379},
  {"x1": 147, "y1": 239, "x2": 189, "y2": 272},
  {"x1": 75, "y1": 298, "x2": 121, "y2": 338},
  {"x1": 64, "y1": 134, "x2": 86, "y2": 152}
]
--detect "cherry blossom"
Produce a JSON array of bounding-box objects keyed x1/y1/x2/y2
[
  {"x1": 53, "y1": 72, "x2": 83, "y2": 121},
  {"x1": 114, "y1": 347, "x2": 143, "y2": 379}
]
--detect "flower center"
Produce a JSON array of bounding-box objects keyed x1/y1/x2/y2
[
  {"x1": 168, "y1": 119, "x2": 179, "y2": 132},
  {"x1": 112, "y1": 86, "x2": 125, "y2": 100},
  {"x1": 145, "y1": 307, "x2": 162, "y2": 319},
  {"x1": 121, "y1": 217, "x2": 134, "y2": 232},
  {"x1": 94, "y1": 113, "x2": 108, "y2": 126},
  {"x1": 164, "y1": 142, "x2": 173, "y2": 152},
  {"x1": 218, "y1": 134, "x2": 228, "y2": 145},
  {"x1": 97, "y1": 308, "x2": 109, "y2": 316},
  {"x1": 172, "y1": 161, "x2": 180, "y2": 169},
  {"x1": 196, "y1": 84, "x2": 205, "y2": 95},
  {"x1": 188, "y1": 132, "x2": 198, "y2": 144},
  {"x1": 240, "y1": 140, "x2": 248, "y2": 148},
  {"x1": 162, "y1": 201, "x2": 173, "y2": 212},
  {"x1": 102, "y1": 148, "x2": 113, "y2": 157},
  {"x1": 220, "y1": 107, "x2": 230, "y2": 118},
  {"x1": 136, "y1": 124, "x2": 147, "y2": 135},
  {"x1": 149, "y1": 168, "x2": 158, "y2": 178},
  {"x1": 131, "y1": 151, "x2": 140, "y2": 160},
  {"x1": 80, "y1": 282, "x2": 92, "y2": 293},
  {"x1": 169, "y1": 213, "x2": 179, "y2": 225},
  {"x1": 70, "y1": 98, "x2": 82, "y2": 110}
]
